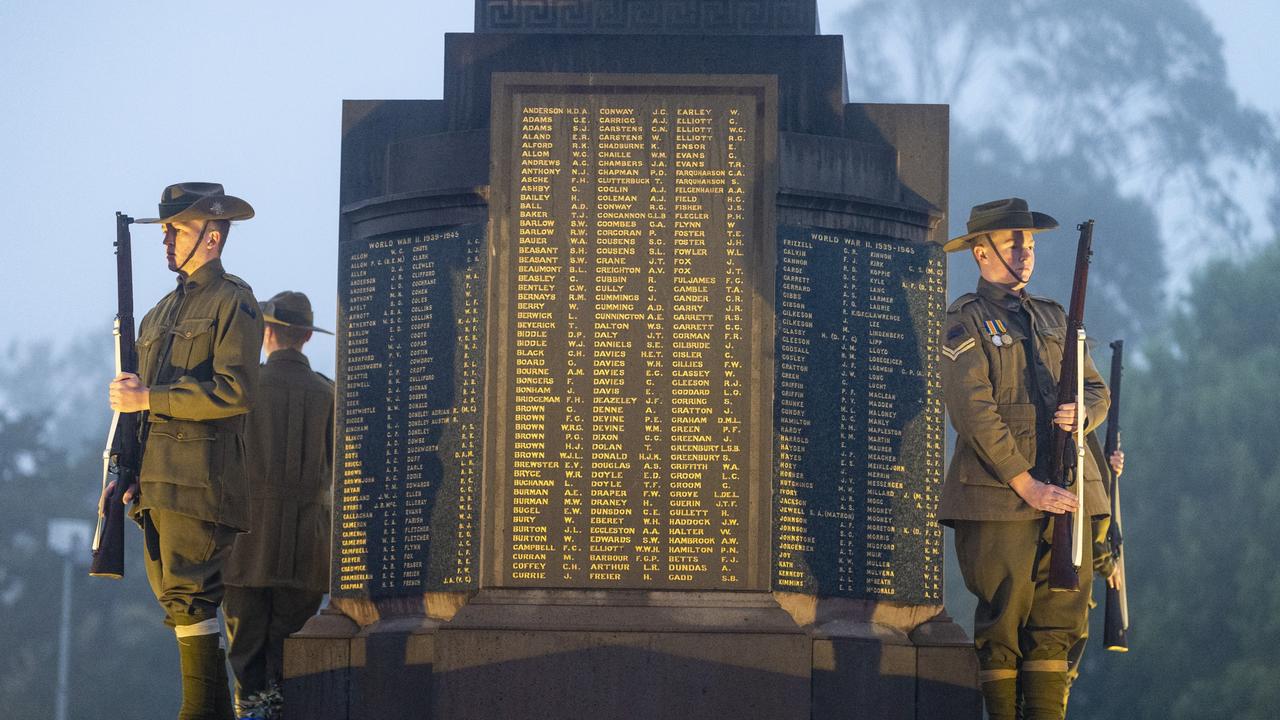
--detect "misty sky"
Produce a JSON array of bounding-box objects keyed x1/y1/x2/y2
[{"x1": 0, "y1": 0, "x2": 1275, "y2": 378}]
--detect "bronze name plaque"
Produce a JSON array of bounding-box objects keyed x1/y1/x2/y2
[{"x1": 485, "y1": 74, "x2": 777, "y2": 590}]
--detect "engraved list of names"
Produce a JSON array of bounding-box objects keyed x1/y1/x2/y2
[
  {"x1": 773, "y1": 225, "x2": 945, "y2": 603},
  {"x1": 487, "y1": 76, "x2": 776, "y2": 591},
  {"x1": 334, "y1": 224, "x2": 485, "y2": 597}
]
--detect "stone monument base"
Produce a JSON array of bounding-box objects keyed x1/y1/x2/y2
[
  {"x1": 432, "y1": 590, "x2": 809, "y2": 720},
  {"x1": 284, "y1": 592, "x2": 979, "y2": 720}
]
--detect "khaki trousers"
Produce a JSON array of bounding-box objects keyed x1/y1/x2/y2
[
  {"x1": 954, "y1": 518, "x2": 1092, "y2": 676},
  {"x1": 142, "y1": 509, "x2": 238, "y2": 628},
  {"x1": 223, "y1": 585, "x2": 324, "y2": 699}
]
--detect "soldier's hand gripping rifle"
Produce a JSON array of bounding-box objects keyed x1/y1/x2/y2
[
  {"x1": 1103, "y1": 339, "x2": 1130, "y2": 650},
  {"x1": 90, "y1": 212, "x2": 140, "y2": 578},
  {"x1": 1048, "y1": 219, "x2": 1094, "y2": 592}
]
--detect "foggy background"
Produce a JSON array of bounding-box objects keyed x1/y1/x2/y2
[{"x1": 1, "y1": 0, "x2": 1277, "y2": 717}]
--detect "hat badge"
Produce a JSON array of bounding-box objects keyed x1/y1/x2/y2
[{"x1": 210, "y1": 201, "x2": 224, "y2": 215}]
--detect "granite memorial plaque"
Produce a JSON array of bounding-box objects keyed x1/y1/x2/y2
[
  {"x1": 334, "y1": 224, "x2": 486, "y2": 597},
  {"x1": 772, "y1": 224, "x2": 946, "y2": 603},
  {"x1": 484, "y1": 74, "x2": 777, "y2": 590}
]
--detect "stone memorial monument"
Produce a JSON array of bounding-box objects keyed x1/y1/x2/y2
[{"x1": 286, "y1": 2, "x2": 980, "y2": 718}]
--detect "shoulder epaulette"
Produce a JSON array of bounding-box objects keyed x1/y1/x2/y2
[
  {"x1": 1025, "y1": 293, "x2": 1065, "y2": 311},
  {"x1": 223, "y1": 273, "x2": 254, "y2": 293},
  {"x1": 947, "y1": 293, "x2": 980, "y2": 314}
]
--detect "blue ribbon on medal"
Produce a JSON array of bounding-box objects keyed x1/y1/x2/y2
[{"x1": 984, "y1": 319, "x2": 1011, "y2": 347}]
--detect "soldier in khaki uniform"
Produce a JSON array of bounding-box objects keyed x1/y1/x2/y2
[
  {"x1": 107, "y1": 182, "x2": 262, "y2": 720},
  {"x1": 937, "y1": 198, "x2": 1110, "y2": 720},
  {"x1": 223, "y1": 291, "x2": 334, "y2": 720}
]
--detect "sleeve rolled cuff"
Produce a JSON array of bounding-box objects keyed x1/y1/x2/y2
[
  {"x1": 993, "y1": 455, "x2": 1034, "y2": 484},
  {"x1": 1084, "y1": 406, "x2": 1107, "y2": 434},
  {"x1": 148, "y1": 385, "x2": 173, "y2": 418}
]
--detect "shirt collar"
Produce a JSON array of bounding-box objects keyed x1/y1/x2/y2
[
  {"x1": 268, "y1": 348, "x2": 311, "y2": 367},
  {"x1": 977, "y1": 277, "x2": 1027, "y2": 310},
  {"x1": 178, "y1": 258, "x2": 226, "y2": 291}
]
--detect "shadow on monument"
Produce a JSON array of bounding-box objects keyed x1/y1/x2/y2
[
  {"x1": 813, "y1": 634, "x2": 982, "y2": 720},
  {"x1": 284, "y1": 614, "x2": 437, "y2": 720},
  {"x1": 353, "y1": 627, "x2": 435, "y2": 718},
  {"x1": 285, "y1": 617, "x2": 980, "y2": 719},
  {"x1": 431, "y1": 641, "x2": 810, "y2": 720}
]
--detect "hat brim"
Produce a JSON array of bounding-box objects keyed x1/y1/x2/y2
[
  {"x1": 941, "y1": 211, "x2": 1059, "y2": 253},
  {"x1": 136, "y1": 195, "x2": 255, "y2": 224},
  {"x1": 264, "y1": 317, "x2": 333, "y2": 335}
]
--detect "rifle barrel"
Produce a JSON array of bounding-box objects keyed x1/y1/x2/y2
[
  {"x1": 1048, "y1": 219, "x2": 1094, "y2": 592},
  {"x1": 90, "y1": 212, "x2": 136, "y2": 579}
]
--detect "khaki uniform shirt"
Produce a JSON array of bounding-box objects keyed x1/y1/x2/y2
[
  {"x1": 136, "y1": 259, "x2": 263, "y2": 531},
  {"x1": 225, "y1": 348, "x2": 334, "y2": 592},
  {"x1": 938, "y1": 278, "x2": 1110, "y2": 524}
]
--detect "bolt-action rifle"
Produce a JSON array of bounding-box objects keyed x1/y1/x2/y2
[
  {"x1": 1047, "y1": 220, "x2": 1094, "y2": 592},
  {"x1": 90, "y1": 212, "x2": 139, "y2": 578},
  {"x1": 1103, "y1": 339, "x2": 1130, "y2": 650}
]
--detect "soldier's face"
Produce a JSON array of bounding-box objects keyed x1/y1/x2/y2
[
  {"x1": 975, "y1": 230, "x2": 1035, "y2": 289},
  {"x1": 161, "y1": 220, "x2": 205, "y2": 273}
]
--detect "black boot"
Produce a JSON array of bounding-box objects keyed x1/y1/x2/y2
[
  {"x1": 214, "y1": 644, "x2": 235, "y2": 720},
  {"x1": 176, "y1": 633, "x2": 235, "y2": 720},
  {"x1": 1021, "y1": 670, "x2": 1068, "y2": 720}
]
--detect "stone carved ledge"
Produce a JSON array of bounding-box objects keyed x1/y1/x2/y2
[{"x1": 476, "y1": 0, "x2": 817, "y2": 35}]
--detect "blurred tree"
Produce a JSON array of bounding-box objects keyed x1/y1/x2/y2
[
  {"x1": 0, "y1": 332, "x2": 114, "y2": 447},
  {"x1": 838, "y1": 0, "x2": 1279, "y2": 343},
  {"x1": 0, "y1": 389, "x2": 179, "y2": 717},
  {"x1": 946, "y1": 131, "x2": 1163, "y2": 346},
  {"x1": 1045, "y1": 234, "x2": 1280, "y2": 718}
]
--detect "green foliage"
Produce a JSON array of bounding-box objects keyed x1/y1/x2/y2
[
  {"x1": 1068, "y1": 235, "x2": 1280, "y2": 718},
  {"x1": 0, "y1": 412, "x2": 180, "y2": 717}
]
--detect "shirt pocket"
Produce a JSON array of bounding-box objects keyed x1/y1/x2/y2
[
  {"x1": 990, "y1": 326, "x2": 1029, "y2": 405},
  {"x1": 1035, "y1": 324, "x2": 1067, "y2": 372},
  {"x1": 958, "y1": 401, "x2": 1039, "y2": 487},
  {"x1": 168, "y1": 318, "x2": 216, "y2": 375},
  {"x1": 136, "y1": 325, "x2": 164, "y2": 379},
  {"x1": 999, "y1": 401, "x2": 1039, "y2": 469},
  {"x1": 141, "y1": 419, "x2": 221, "y2": 488}
]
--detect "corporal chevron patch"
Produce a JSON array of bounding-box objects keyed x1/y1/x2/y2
[{"x1": 942, "y1": 337, "x2": 976, "y2": 361}]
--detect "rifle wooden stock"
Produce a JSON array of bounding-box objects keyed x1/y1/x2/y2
[
  {"x1": 1104, "y1": 557, "x2": 1129, "y2": 651},
  {"x1": 91, "y1": 468, "x2": 129, "y2": 578},
  {"x1": 90, "y1": 212, "x2": 138, "y2": 579},
  {"x1": 1103, "y1": 339, "x2": 1129, "y2": 650},
  {"x1": 1047, "y1": 489, "x2": 1079, "y2": 591},
  {"x1": 1047, "y1": 220, "x2": 1095, "y2": 592}
]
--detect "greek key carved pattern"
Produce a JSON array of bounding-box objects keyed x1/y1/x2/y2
[{"x1": 477, "y1": 0, "x2": 816, "y2": 34}]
